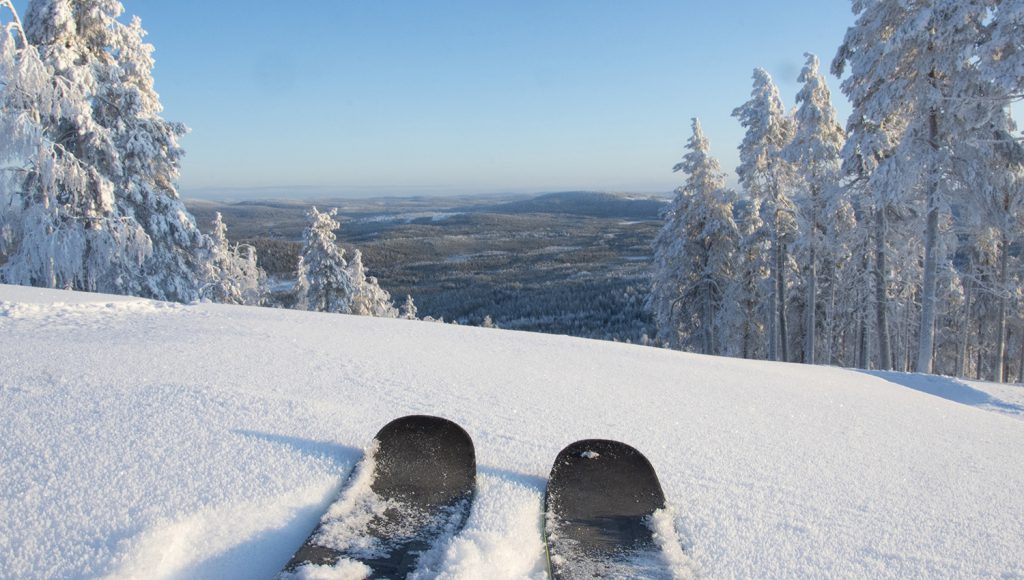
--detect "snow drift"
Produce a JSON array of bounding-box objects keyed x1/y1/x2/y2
[{"x1": 1, "y1": 284, "x2": 1023, "y2": 579}]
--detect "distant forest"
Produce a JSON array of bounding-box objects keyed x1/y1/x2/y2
[{"x1": 189, "y1": 191, "x2": 665, "y2": 344}]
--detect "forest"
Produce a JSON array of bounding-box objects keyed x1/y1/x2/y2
[
  {"x1": 650, "y1": 4, "x2": 1024, "y2": 383},
  {"x1": 1, "y1": 0, "x2": 1022, "y2": 382}
]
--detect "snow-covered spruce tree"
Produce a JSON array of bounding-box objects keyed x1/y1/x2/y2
[
  {"x1": 782, "y1": 54, "x2": 847, "y2": 365},
  {"x1": 956, "y1": 105, "x2": 1024, "y2": 381},
  {"x1": 979, "y1": 1, "x2": 1024, "y2": 102},
  {"x1": 400, "y1": 294, "x2": 418, "y2": 320},
  {"x1": 649, "y1": 118, "x2": 739, "y2": 354},
  {"x1": 92, "y1": 9, "x2": 208, "y2": 302},
  {"x1": 1, "y1": 2, "x2": 151, "y2": 292},
  {"x1": 201, "y1": 213, "x2": 267, "y2": 306},
  {"x1": 833, "y1": 0, "x2": 999, "y2": 374},
  {"x1": 718, "y1": 196, "x2": 771, "y2": 359},
  {"x1": 1, "y1": 0, "x2": 211, "y2": 301},
  {"x1": 347, "y1": 249, "x2": 398, "y2": 318},
  {"x1": 732, "y1": 68, "x2": 797, "y2": 361},
  {"x1": 295, "y1": 207, "x2": 355, "y2": 314}
]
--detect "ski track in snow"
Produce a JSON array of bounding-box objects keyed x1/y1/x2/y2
[{"x1": 2, "y1": 284, "x2": 1024, "y2": 579}]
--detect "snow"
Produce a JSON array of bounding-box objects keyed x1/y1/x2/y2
[{"x1": 2, "y1": 284, "x2": 1024, "y2": 579}]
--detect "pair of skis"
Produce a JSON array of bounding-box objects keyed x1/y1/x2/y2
[{"x1": 280, "y1": 415, "x2": 674, "y2": 579}]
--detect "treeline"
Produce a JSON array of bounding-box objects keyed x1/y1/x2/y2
[
  {"x1": 410, "y1": 279, "x2": 654, "y2": 343},
  {"x1": 651, "y1": 2, "x2": 1024, "y2": 382}
]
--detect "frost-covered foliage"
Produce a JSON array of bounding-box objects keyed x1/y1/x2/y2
[
  {"x1": 731, "y1": 68, "x2": 797, "y2": 361},
  {"x1": 652, "y1": 2, "x2": 1023, "y2": 382},
  {"x1": 783, "y1": 54, "x2": 848, "y2": 365},
  {"x1": 650, "y1": 118, "x2": 738, "y2": 353},
  {"x1": 295, "y1": 207, "x2": 355, "y2": 314},
  {"x1": 201, "y1": 213, "x2": 266, "y2": 306},
  {"x1": 401, "y1": 294, "x2": 418, "y2": 320},
  {"x1": 0, "y1": 7, "x2": 150, "y2": 292},
  {"x1": 832, "y1": 0, "x2": 1024, "y2": 376},
  {"x1": 347, "y1": 249, "x2": 398, "y2": 318},
  {"x1": 0, "y1": 0, "x2": 214, "y2": 302}
]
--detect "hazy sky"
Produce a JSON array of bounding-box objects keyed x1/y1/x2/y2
[{"x1": 10, "y1": 1, "x2": 859, "y2": 198}]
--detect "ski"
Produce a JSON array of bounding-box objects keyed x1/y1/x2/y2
[
  {"x1": 544, "y1": 439, "x2": 673, "y2": 579},
  {"x1": 281, "y1": 415, "x2": 476, "y2": 579}
]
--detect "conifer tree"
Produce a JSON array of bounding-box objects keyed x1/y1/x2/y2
[
  {"x1": 783, "y1": 54, "x2": 846, "y2": 364},
  {"x1": 348, "y1": 249, "x2": 398, "y2": 318},
  {"x1": 1, "y1": 0, "x2": 212, "y2": 301},
  {"x1": 833, "y1": 0, "x2": 999, "y2": 373},
  {"x1": 202, "y1": 213, "x2": 266, "y2": 306},
  {"x1": 650, "y1": 118, "x2": 739, "y2": 353},
  {"x1": 295, "y1": 207, "x2": 355, "y2": 314},
  {"x1": 732, "y1": 68, "x2": 797, "y2": 361},
  {"x1": 1, "y1": 0, "x2": 150, "y2": 292},
  {"x1": 401, "y1": 295, "x2": 418, "y2": 320}
]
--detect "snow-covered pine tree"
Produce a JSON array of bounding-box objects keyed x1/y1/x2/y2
[
  {"x1": 1, "y1": 0, "x2": 151, "y2": 292},
  {"x1": 650, "y1": 118, "x2": 739, "y2": 354},
  {"x1": 833, "y1": 0, "x2": 997, "y2": 373},
  {"x1": 202, "y1": 212, "x2": 267, "y2": 306},
  {"x1": 783, "y1": 54, "x2": 847, "y2": 365},
  {"x1": 719, "y1": 196, "x2": 771, "y2": 359},
  {"x1": 401, "y1": 295, "x2": 418, "y2": 320},
  {"x1": 295, "y1": 207, "x2": 355, "y2": 314},
  {"x1": 956, "y1": 102, "x2": 1024, "y2": 381},
  {"x1": 347, "y1": 249, "x2": 398, "y2": 318},
  {"x1": 980, "y1": 1, "x2": 1024, "y2": 101},
  {"x1": 732, "y1": 68, "x2": 797, "y2": 361},
  {"x1": 1, "y1": 0, "x2": 212, "y2": 301},
  {"x1": 93, "y1": 10, "x2": 208, "y2": 302}
]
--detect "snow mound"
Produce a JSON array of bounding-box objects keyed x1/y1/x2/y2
[{"x1": 2, "y1": 284, "x2": 1024, "y2": 579}]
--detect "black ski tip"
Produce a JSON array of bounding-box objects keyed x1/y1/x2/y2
[
  {"x1": 545, "y1": 439, "x2": 667, "y2": 579},
  {"x1": 371, "y1": 415, "x2": 477, "y2": 505},
  {"x1": 546, "y1": 439, "x2": 665, "y2": 519},
  {"x1": 282, "y1": 415, "x2": 476, "y2": 576}
]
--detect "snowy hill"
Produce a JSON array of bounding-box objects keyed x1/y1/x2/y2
[{"x1": 1, "y1": 284, "x2": 1023, "y2": 579}]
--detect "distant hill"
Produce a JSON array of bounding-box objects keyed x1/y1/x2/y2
[{"x1": 479, "y1": 191, "x2": 667, "y2": 219}]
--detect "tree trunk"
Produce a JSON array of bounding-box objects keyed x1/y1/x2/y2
[
  {"x1": 768, "y1": 229, "x2": 779, "y2": 362},
  {"x1": 958, "y1": 277, "x2": 971, "y2": 378},
  {"x1": 994, "y1": 236, "x2": 1009, "y2": 382},
  {"x1": 874, "y1": 207, "x2": 893, "y2": 370},
  {"x1": 1018, "y1": 334, "x2": 1023, "y2": 385},
  {"x1": 805, "y1": 245, "x2": 817, "y2": 365},
  {"x1": 825, "y1": 261, "x2": 836, "y2": 366},
  {"x1": 858, "y1": 313, "x2": 869, "y2": 369},
  {"x1": 916, "y1": 104, "x2": 941, "y2": 374},
  {"x1": 777, "y1": 224, "x2": 790, "y2": 362}
]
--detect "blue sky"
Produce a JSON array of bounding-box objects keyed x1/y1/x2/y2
[{"x1": 11, "y1": 1, "x2": 858, "y2": 198}]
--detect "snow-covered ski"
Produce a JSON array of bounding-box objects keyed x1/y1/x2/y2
[
  {"x1": 281, "y1": 415, "x2": 476, "y2": 578},
  {"x1": 544, "y1": 439, "x2": 675, "y2": 579}
]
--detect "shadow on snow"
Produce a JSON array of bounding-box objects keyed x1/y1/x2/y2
[{"x1": 861, "y1": 370, "x2": 1024, "y2": 415}]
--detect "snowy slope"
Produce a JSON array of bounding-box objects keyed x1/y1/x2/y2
[{"x1": 1, "y1": 284, "x2": 1023, "y2": 579}]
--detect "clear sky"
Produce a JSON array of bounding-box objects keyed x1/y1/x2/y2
[{"x1": 10, "y1": 1, "x2": 859, "y2": 198}]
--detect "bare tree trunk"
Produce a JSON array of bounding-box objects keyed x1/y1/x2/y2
[
  {"x1": 958, "y1": 277, "x2": 971, "y2": 377},
  {"x1": 1018, "y1": 333, "x2": 1023, "y2": 385},
  {"x1": 874, "y1": 207, "x2": 893, "y2": 370},
  {"x1": 825, "y1": 262, "x2": 836, "y2": 365},
  {"x1": 858, "y1": 313, "x2": 869, "y2": 369},
  {"x1": 916, "y1": 102, "x2": 941, "y2": 374},
  {"x1": 976, "y1": 314, "x2": 985, "y2": 380},
  {"x1": 768, "y1": 228, "x2": 779, "y2": 362},
  {"x1": 777, "y1": 224, "x2": 790, "y2": 362},
  {"x1": 805, "y1": 246, "x2": 817, "y2": 365},
  {"x1": 994, "y1": 237, "x2": 1009, "y2": 382}
]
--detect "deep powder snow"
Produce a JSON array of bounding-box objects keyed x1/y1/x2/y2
[{"x1": 1, "y1": 284, "x2": 1023, "y2": 579}]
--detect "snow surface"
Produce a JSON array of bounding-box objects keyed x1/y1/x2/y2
[{"x1": 2, "y1": 284, "x2": 1024, "y2": 579}]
